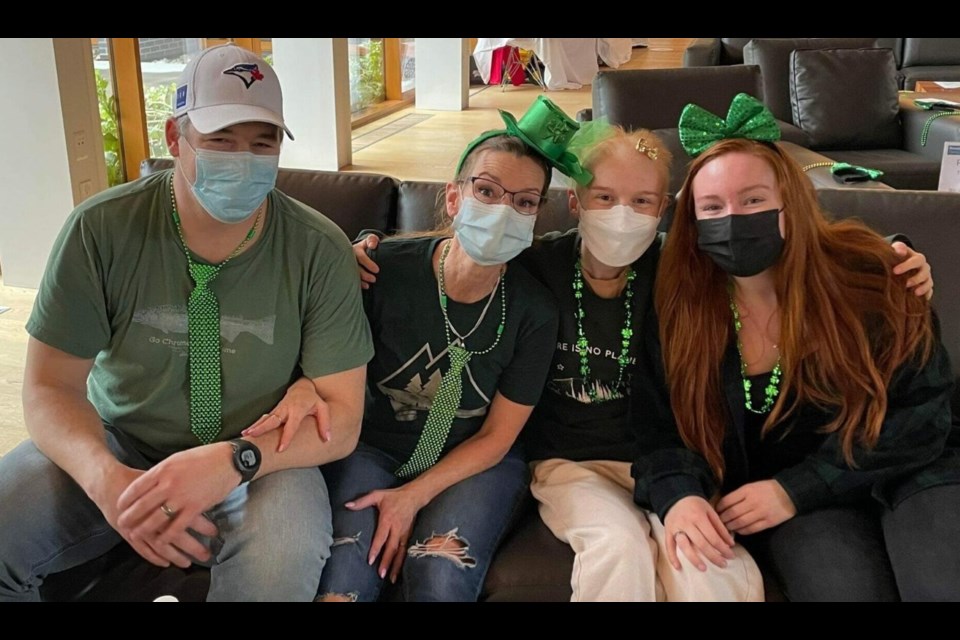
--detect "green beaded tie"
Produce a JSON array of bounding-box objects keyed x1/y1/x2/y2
[
  {"x1": 395, "y1": 344, "x2": 473, "y2": 478},
  {"x1": 169, "y1": 178, "x2": 262, "y2": 444},
  {"x1": 395, "y1": 240, "x2": 506, "y2": 478}
]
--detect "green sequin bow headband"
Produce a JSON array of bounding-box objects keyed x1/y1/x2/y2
[
  {"x1": 678, "y1": 93, "x2": 781, "y2": 157},
  {"x1": 456, "y1": 95, "x2": 593, "y2": 186}
]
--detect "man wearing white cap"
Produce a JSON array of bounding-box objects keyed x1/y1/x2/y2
[{"x1": 0, "y1": 44, "x2": 373, "y2": 601}]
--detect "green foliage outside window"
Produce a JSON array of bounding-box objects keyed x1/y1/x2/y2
[
  {"x1": 351, "y1": 39, "x2": 385, "y2": 112},
  {"x1": 95, "y1": 72, "x2": 124, "y2": 186}
]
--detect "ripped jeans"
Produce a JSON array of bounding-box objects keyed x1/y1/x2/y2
[{"x1": 316, "y1": 441, "x2": 528, "y2": 602}]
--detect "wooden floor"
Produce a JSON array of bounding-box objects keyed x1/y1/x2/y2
[{"x1": 0, "y1": 38, "x2": 693, "y2": 457}]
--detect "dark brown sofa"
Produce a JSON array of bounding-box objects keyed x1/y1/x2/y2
[
  {"x1": 683, "y1": 37, "x2": 960, "y2": 90},
  {"x1": 38, "y1": 160, "x2": 960, "y2": 602}
]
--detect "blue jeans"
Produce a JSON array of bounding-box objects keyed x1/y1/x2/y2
[
  {"x1": 317, "y1": 441, "x2": 529, "y2": 602},
  {"x1": 0, "y1": 428, "x2": 333, "y2": 602}
]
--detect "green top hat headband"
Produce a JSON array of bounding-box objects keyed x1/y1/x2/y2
[
  {"x1": 456, "y1": 95, "x2": 593, "y2": 186},
  {"x1": 678, "y1": 93, "x2": 781, "y2": 157}
]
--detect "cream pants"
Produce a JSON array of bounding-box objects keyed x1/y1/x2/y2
[{"x1": 530, "y1": 458, "x2": 764, "y2": 602}]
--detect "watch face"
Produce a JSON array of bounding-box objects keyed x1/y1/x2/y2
[{"x1": 240, "y1": 449, "x2": 259, "y2": 469}]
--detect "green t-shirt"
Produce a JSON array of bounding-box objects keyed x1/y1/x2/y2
[
  {"x1": 26, "y1": 170, "x2": 374, "y2": 461},
  {"x1": 361, "y1": 237, "x2": 559, "y2": 462}
]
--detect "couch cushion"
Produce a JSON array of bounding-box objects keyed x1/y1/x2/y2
[
  {"x1": 481, "y1": 501, "x2": 574, "y2": 602},
  {"x1": 789, "y1": 48, "x2": 902, "y2": 151},
  {"x1": 816, "y1": 188, "x2": 960, "y2": 417},
  {"x1": 719, "y1": 38, "x2": 755, "y2": 65},
  {"x1": 593, "y1": 66, "x2": 764, "y2": 131},
  {"x1": 902, "y1": 38, "x2": 960, "y2": 67},
  {"x1": 823, "y1": 150, "x2": 941, "y2": 190},
  {"x1": 273, "y1": 168, "x2": 398, "y2": 241},
  {"x1": 743, "y1": 38, "x2": 882, "y2": 121}
]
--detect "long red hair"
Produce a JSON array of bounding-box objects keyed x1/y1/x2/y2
[{"x1": 656, "y1": 139, "x2": 934, "y2": 481}]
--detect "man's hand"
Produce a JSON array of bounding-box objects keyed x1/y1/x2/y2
[
  {"x1": 115, "y1": 444, "x2": 235, "y2": 568},
  {"x1": 354, "y1": 235, "x2": 380, "y2": 290}
]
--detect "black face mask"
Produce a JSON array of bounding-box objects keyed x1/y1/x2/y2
[{"x1": 695, "y1": 209, "x2": 784, "y2": 277}]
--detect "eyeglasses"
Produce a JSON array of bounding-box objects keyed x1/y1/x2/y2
[{"x1": 461, "y1": 176, "x2": 546, "y2": 216}]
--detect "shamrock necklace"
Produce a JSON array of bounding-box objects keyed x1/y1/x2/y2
[
  {"x1": 572, "y1": 256, "x2": 635, "y2": 403},
  {"x1": 729, "y1": 291, "x2": 782, "y2": 414}
]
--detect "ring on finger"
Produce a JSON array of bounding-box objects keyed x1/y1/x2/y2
[{"x1": 160, "y1": 503, "x2": 177, "y2": 519}]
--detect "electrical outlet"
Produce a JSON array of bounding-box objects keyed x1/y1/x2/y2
[{"x1": 73, "y1": 130, "x2": 88, "y2": 161}]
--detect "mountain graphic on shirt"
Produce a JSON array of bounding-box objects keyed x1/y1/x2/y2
[
  {"x1": 377, "y1": 341, "x2": 491, "y2": 422},
  {"x1": 133, "y1": 305, "x2": 276, "y2": 344},
  {"x1": 547, "y1": 377, "x2": 629, "y2": 404}
]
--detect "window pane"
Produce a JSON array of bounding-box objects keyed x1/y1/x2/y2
[
  {"x1": 92, "y1": 38, "x2": 124, "y2": 186},
  {"x1": 139, "y1": 38, "x2": 203, "y2": 158},
  {"x1": 400, "y1": 38, "x2": 415, "y2": 93},
  {"x1": 349, "y1": 38, "x2": 386, "y2": 113}
]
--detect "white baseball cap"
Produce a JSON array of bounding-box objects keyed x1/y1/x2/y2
[{"x1": 173, "y1": 43, "x2": 294, "y2": 140}]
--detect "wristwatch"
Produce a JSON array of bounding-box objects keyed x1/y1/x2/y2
[{"x1": 229, "y1": 439, "x2": 262, "y2": 485}]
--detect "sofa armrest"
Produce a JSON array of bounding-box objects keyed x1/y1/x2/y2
[
  {"x1": 900, "y1": 95, "x2": 960, "y2": 161},
  {"x1": 683, "y1": 38, "x2": 721, "y2": 67}
]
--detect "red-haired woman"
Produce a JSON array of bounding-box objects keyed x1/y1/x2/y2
[{"x1": 634, "y1": 94, "x2": 960, "y2": 601}]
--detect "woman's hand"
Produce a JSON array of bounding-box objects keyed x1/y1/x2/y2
[
  {"x1": 354, "y1": 235, "x2": 381, "y2": 290},
  {"x1": 241, "y1": 378, "x2": 331, "y2": 452},
  {"x1": 892, "y1": 241, "x2": 934, "y2": 300},
  {"x1": 663, "y1": 496, "x2": 737, "y2": 572},
  {"x1": 716, "y1": 479, "x2": 797, "y2": 536},
  {"x1": 346, "y1": 486, "x2": 426, "y2": 583}
]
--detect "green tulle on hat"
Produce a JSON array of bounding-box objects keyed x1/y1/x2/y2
[
  {"x1": 566, "y1": 117, "x2": 619, "y2": 167},
  {"x1": 456, "y1": 95, "x2": 593, "y2": 186}
]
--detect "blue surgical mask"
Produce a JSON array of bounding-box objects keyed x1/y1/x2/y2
[
  {"x1": 181, "y1": 138, "x2": 279, "y2": 224},
  {"x1": 451, "y1": 198, "x2": 536, "y2": 266}
]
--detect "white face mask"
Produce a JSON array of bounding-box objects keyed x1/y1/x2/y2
[{"x1": 578, "y1": 204, "x2": 660, "y2": 267}]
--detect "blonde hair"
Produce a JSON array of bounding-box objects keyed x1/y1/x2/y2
[{"x1": 575, "y1": 126, "x2": 672, "y2": 196}]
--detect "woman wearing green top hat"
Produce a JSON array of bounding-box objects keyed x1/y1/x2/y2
[{"x1": 247, "y1": 96, "x2": 591, "y2": 602}]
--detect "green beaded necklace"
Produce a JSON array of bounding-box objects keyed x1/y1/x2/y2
[
  {"x1": 438, "y1": 239, "x2": 506, "y2": 355},
  {"x1": 729, "y1": 292, "x2": 782, "y2": 414},
  {"x1": 169, "y1": 177, "x2": 263, "y2": 273},
  {"x1": 572, "y1": 258, "x2": 635, "y2": 403}
]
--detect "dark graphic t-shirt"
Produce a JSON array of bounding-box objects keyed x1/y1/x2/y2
[
  {"x1": 515, "y1": 229, "x2": 662, "y2": 463},
  {"x1": 361, "y1": 236, "x2": 559, "y2": 463}
]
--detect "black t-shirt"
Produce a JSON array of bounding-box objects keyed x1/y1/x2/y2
[
  {"x1": 515, "y1": 229, "x2": 662, "y2": 462},
  {"x1": 361, "y1": 236, "x2": 559, "y2": 463}
]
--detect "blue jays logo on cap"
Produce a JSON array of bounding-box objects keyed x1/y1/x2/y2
[
  {"x1": 175, "y1": 85, "x2": 188, "y2": 109},
  {"x1": 223, "y1": 63, "x2": 265, "y2": 89}
]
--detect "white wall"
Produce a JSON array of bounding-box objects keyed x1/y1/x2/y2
[
  {"x1": 274, "y1": 38, "x2": 352, "y2": 171},
  {"x1": 415, "y1": 39, "x2": 469, "y2": 111},
  {"x1": 0, "y1": 39, "x2": 75, "y2": 289}
]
